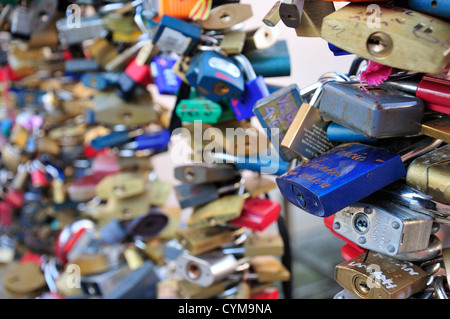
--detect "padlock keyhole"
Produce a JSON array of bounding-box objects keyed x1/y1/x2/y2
[{"x1": 367, "y1": 32, "x2": 393, "y2": 58}]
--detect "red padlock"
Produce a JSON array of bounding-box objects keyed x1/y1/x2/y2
[
  {"x1": 20, "y1": 250, "x2": 44, "y2": 266},
  {"x1": 30, "y1": 160, "x2": 49, "y2": 188},
  {"x1": 251, "y1": 287, "x2": 279, "y2": 299},
  {"x1": 228, "y1": 198, "x2": 281, "y2": 232},
  {"x1": 0, "y1": 201, "x2": 13, "y2": 227},
  {"x1": 416, "y1": 71, "x2": 450, "y2": 114},
  {"x1": 341, "y1": 243, "x2": 366, "y2": 261},
  {"x1": 323, "y1": 215, "x2": 366, "y2": 261},
  {"x1": 125, "y1": 58, "x2": 153, "y2": 88},
  {"x1": 4, "y1": 188, "x2": 24, "y2": 208}
]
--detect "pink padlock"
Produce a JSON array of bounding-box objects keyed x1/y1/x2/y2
[
  {"x1": 0, "y1": 201, "x2": 13, "y2": 227},
  {"x1": 4, "y1": 188, "x2": 24, "y2": 208}
]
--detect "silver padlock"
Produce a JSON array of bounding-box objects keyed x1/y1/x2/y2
[
  {"x1": 332, "y1": 199, "x2": 434, "y2": 256},
  {"x1": 80, "y1": 263, "x2": 132, "y2": 298},
  {"x1": 175, "y1": 250, "x2": 242, "y2": 287},
  {"x1": 10, "y1": 6, "x2": 32, "y2": 39},
  {"x1": 56, "y1": 16, "x2": 107, "y2": 45}
]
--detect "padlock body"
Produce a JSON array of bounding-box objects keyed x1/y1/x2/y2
[
  {"x1": 406, "y1": 144, "x2": 450, "y2": 205},
  {"x1": 186, "y1": 51, "x2": 244, "y2": 102},
  {"x1": 230, "y1": 75, "x2": 269, "y2": 121},
  {"x1": 332, "y1": 201, "x2": 433, "y2": 256},
  {"x1": 319, "y1": 82, "x2": 425, "y2": 139},
  {"x1": 416, "y1": 72, "x2": 450, "y2": 114},
  {"x1": 276, "y1": 143, "x2": 406, "y2": 217}
]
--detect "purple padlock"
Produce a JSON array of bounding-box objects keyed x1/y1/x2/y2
[
  {"x1": 151, "y1": 56, "x2": 181, "y2": 95},
  {"x1": 229, "y1": 54, "x2": 269, "y2": 121}
]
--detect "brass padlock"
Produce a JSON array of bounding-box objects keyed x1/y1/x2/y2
[
  {"x1": 175, "y1": 225, "x2": 238, "y2": 256},
  {"x1": 335, "y1": 251, "x2": 430, "y2": 299},
  {"x1": 187, "y1": 194, "x2": 246, "y2": 228},
  {"x1": 95, "y1": 172, "x2": 147, "y2": 200},
  {"x1": 321, "y1": 3, "x2": 450, "y2": 73},
  {"x1": 199, "y1": 3, "x2": 253, "y2": 30}
]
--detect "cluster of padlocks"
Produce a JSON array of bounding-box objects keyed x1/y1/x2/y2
[
  {"x1": 269, "y1": 0, "x2": 450, "y2": 299},
  {"x1": 0, "y1": 0, "x2": 448, "y2": 300}
]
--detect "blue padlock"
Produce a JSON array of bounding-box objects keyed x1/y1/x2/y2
[
  {"x1": 90, "y1": 130, "x2": 141, "y2": 150},
  {"x1": 81, "y1": 72, "x2": 119, "y2": 91},
  {"x1": 328, "y1": 43, "x2": 351, "y2": 56},
  {"x1": 326, "y1": 123, "x2": 377, "y2": 143},
  {"x1": 130, "y1": 129, "x2": 170, "y2": 151},
  {"x1": 276, "y1": 143, "x2": 406, "y2": 217},
  {"x1": 408, "y1": 0, "x2": 450, "y2": 19},
  {"x1": 185, "y1": 50, "x2": 245, "y2": 102},
  {"x1": 151, "y1": 56, "x2": 181, "y2": 95},
  {"x1": 210, "y1": 152, "x2": 290, "y2": 176},
  {"x1": 229, "y1": 54, "x2": 270, "y2": 121},
  {"x1": 152, "y1": 14, "x2": 201, "y2": 56}
]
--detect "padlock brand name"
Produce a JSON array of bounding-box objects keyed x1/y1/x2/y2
[{"x1": 303, "y1": 158, "x2": 344, "y2": 177}]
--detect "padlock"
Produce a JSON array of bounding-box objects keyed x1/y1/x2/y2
[
  {"x1": 56, "y1": 16, "x2": 107, "y2": 45},
  {"x1": 382, "y1": 71, "x2": 450, "y2": 115},
  {"x1": 95, "y1": 172, "x2": 146, "y2": 200},
  {"x1": 147, "y1": 0, "x2": 199, "y2": 21},
  {"x1": 175, "y1": 250, "x2": 240, "y2": 287},
  {"x1": 105, "y1": 40, "x2": 148, "y2": 73},
  {"x1": 326, "y1": 123, "x2": 377, "y2": 143},
  {"x1": 85, "y1": 38, "x2": 119, "y2": 70},
  {"x1": 187, "y1": 194, "x2": 246, "y2": 228},
  {"x1": 80, "y1": 263, "x2": 132, "y2": 298},
  {"x1": 229, "y1": 54, "x2": 269, "y2": 121},
  {"x1": 243, "y1": 25, "x2": 280, "y2": 53},
  {"x1": 174, "y1": 163, "x2": 239, "y2": 185},
  {"x1": 420, "y1": 116, "x2": 450, "y2": 145},
  {"x1": 331, "y1": 199, "x2": 434, "y2": 256},
  {"x1": 244, "y1": 255, "x2": 290, "y2": 283},
  {"x1": 222, "y1": 232, "x2": 285, "y2": 257},
  {"x1": 209, "y1": 152, "x2": 290, "y2": 176},
  {"x1": 370, "y1": 180, "x2": 450, "y2": 223},
  {"x1": 279, "y1": 0, "x2": 305, "y2": 28},
  {"x1": 321, "y1": 3, "x2": 450, "y2": 74},
  {"x1": 0, "y1": 202, "x2": 13, "y2": 228},
  {"x1": 121, "y1": 207, "x2": 169, "y2": 238},
  {"x1": 3, "y1": 262, "x2": 47, "y2": 297},
  {"x1": 408, "y1": 0, "x2": 450, "y2": 20},
  {"x1": 71, "y1": 254, "x2": 111, "y2": 276},
  {"x1": 276, "y1": 143, "x2": 407, "y2": 217},
  {"x1": 334, "y1": 251, "x2": 430, "y2": 299},
  {"x1": 228, "y1": 198, "x2": 281, "y2": 232},
  {"x1": 263, "y1": 1, "x2": 281, "y2": 27},
  {"x1": 175, "y1": 225, "x2": 239, "y2": 256},
  {"x1": 294, "y1": 0, "x2": 335, "y2": 37},
  {"x1": 81, "y1": 72, "x2": 119, "y2": 91},
  {"x1": 318, "y1": 82, "x2": 425, "y2": 140},
  {"x1": 199, "y1": 3, "x2": 253, "y2": 30},
  {"x1": 174, "y1": 178, "x2": 241, "y2": 209},
  {"x1": 92, "y1": 90, "x2": 157, "y2": 126},
  {"x1": 251, "y1": 286, "x2": 280, "y2": 299},
  {"x1": 175, "y1": 97, "x2": 225, "y2": 124},
  {"x1": 177, "y1": 278, "x2": 235, "y2": 299},
  {"x1": 151, "y1": 55, "x2": 182, "y2": 95},
  {"x1": 65, "y1": 59, "x2": 100, "y2": 74},
  {"x1": 281, "y1": 82, "x2": 335, "y2": 161},
  {"x1": 105, "y1": 261, "x2": 159, "y2": 299},
  {"x1": 406, "y1": 144, "x2": 450, "y2": 205},
  {"x1": 67, "y1": 171, "x2": 113, "y2": 202},
  {"x1": 152, "y1": 14, "x2": 201, "y2": 56},
  {"x1": 220, "y1": 31, "x2": 246, "y2": 55},
  {"x1": 116, "y1": 58, "x2": 153, "y2": 101},
  {"x1": 10, "y1": 6, "x2": 32, "y2": 39},
  {"x1": 120, "y1": 129, "x2": 170, "y2": 152},
  {"x1": 185, "y1": 50, "x2": 245, "y2": 102},
  {"x1": 253, "y1": 84, "x2": 303, "y2": 162}
]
